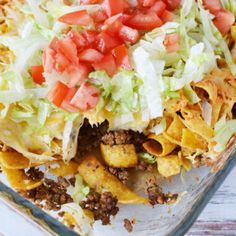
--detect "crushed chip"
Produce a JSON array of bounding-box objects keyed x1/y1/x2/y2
[
  {"x1": 78, "y1": 155, "x2": 148, "y2": 204},
  {"x1": 100, "y1": 143, "x2": 138, "y2": 168},
  {"x1": 0, "y1": 151, "x2": 30, "y2": 169},
  {"x1": 2, "y1": 167, "x2": 42, "y2": 190},
  {"x1": 181, "y1": 128, "x2": 208, "y2": 151},
  {"x1": 157, "y1": 155, "x2": 182, "y2": 178},
  {"x1": 47, "y1": 160, "x2": 79, "y2": 177},
  {"x1": 143, "y1": 134, "x2": 176, "y2": 157}
]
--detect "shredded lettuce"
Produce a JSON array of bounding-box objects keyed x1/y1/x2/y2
[
  {"x1": 72, "y1": 174, "x2": 90, "y2": 204},
  {"x1": 139, "y1": 152, "x2": 156, "y2": 164},
  {"x1": 213, "y1": 116, "x2": 236, "y2": 152},
  {"x1": 220, "y1": 0, "x2": 236, "y2": 15}
]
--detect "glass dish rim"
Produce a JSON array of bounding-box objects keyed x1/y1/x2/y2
[{"x1": 0, "y1": 149, "x2": 236, "y2": 236}]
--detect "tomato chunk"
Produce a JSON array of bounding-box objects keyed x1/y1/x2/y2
[
  {"x1": 164, "y1": 33, "x2": 180, "y2": 53},
  {"x1": 102, "y1": 14, "x2": 123, "y2": 36},
  {"x1": 68, "y1": 31, "x2": 87, "y2": 52},
  {"x1": 31, "y1": 65, "x2": 45, "y2": 85},
  {"x1": 103, "y1": 0, "x2": 124, "y2": 17},
  {"x1": 80, "y1": 0, "x2": 103, "y2": 4},
  {"x1": 203, "y1": 0, "x2": 221, "y2": 14},
  {"x1": 82, "y1": 30, "x2": 98, "y2": 46},
  {"x1": 164, "y1": 0, "x2": 181, "y2": 10},
  {"x1": 96, "y1": 32, "x2": 121, "y2": 53},
  {"x1": 58, "y1": 10, "x2": 93, "y2": 26},
  {"x1": 70, "y1": 82, "x2": 100, "y2": 111},
  {"x1": 67, "y1": 64, "x2": 91, "y2": 88},
  {"x1": 47, "y1": 81, "x2": 69, "y2": 107},
  {"x1": 93, "y1": 53, "x2": 117, "y2": 76},
  {"x1": 213, "y1": 10, "x2": 235, "y2": 35},
  {"x1": 126, "y1": 11, "x2": 163, "y2": 30},
  {"x1": 160, "y1": 10, "x2": 175, "y2": 23},
  {"x1": 91, "y1": 9, "x2": 108, "y2": 23},
  {"x1": 42, "y1": 48, "x2": 56, "y2": 73},
  {"x1": 138, "y1": 0, "x2": 156, "y2": 7},
  {"x1": 118, "y1": 25, "x2": 140, "y2": 43},
  {"x1": 149, "y1": 1, "x2": 167, "y2": 16},
  {"x1": 55, "y1": 52, "x2": 70, "y2": 73},
  {"x1": 57, "y1": 37, "x2": 79, "y2": 65},
  {"x1": 79, "y1": 48, "x2": 104, "y2": 63},
  {"x1": 112, "y1": 44, "x2": 132, "y2": 70},
  {"x1": 60, "y1": 87, "x2": 80, "y2": 113}
]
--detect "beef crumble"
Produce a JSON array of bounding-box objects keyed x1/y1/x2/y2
[
  {"x1": 20, "y1": 177, "x2": 73, "y2": 211},
  {"x1": 80, "y1": 190, "x2": 119, "y2": 225},
  {"x1": 124, "y1": 219, "x2": 133, "y2": 233},
  {"x1": 101, "y1": 130, "x2": 146, "y2": 152},
  {"x1": 77, "y1": 119, "x2": 108, "y2": 157},
  {"x1": 25, "y1": 168, "x2": 44, "y2": 181},
  {"x1": 146, "y1": 179, "x2": 178, "y2": 205},
  {"x1": 106, "y1": 167, "x2": 129, "y2": 184},
  {"x1": 136, "y1": 160, "x2": 154, "y2": 172}
]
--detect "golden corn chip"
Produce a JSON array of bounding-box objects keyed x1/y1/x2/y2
[
  {"x1": 211, "y1": 97, "x2": 224, "y2": 126},
  {"x1": 78, "y1": 155, "x2": 148, "y2": 204},
  {"x1": 143, "y1": 134, "x2": 176, "y2": 157},
  {"x1": 163, "y1": 96, "x2": 188, "y2": 114},
  {"x1": 47, "y1": 160, "x2": 79, "y2": 177},
  {"x1": 2, "y1": 167, "x2": 42, "y2": 190},
  {"x1": 178, "y1": 151, "x2": 192, "y2": 171},
  {"x1": 163, "y1": 114, "x2": 186, "y2": 145},
  {"x1": 195, "y1": 79, "x2": 218, "y2": 102},
  {"x1": 157, "y1": 155, "x2": 182, "y2": 178},
  {"x1": 181, "y1": 128, "x2": 208, "y2": 151},
  {"x1": 100, "y1": 143, "x2": 138, "y2": 168},
  {"x1": 0, "y1": 151, "x2": 30, "y2": 169},
  {"x1": 181, "y1": 108, "x2": 214, "y2": 140}
]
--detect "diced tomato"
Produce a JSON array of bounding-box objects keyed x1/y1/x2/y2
[
  {"x1": 126, "y1": 11, "x2": 163, "y2": 30},
  {"x1": 58, "y1": 10, "x2": 93, "y2": 26},
  {"x1": 79, "y1": 49, "x2": 104, "y2": 63},
  {"x1": 42, "y1": 48, "x2": 56, "y2": 73},
  {"x1": 80, "y1": 0, "x2": 103, "y2": 4},
  {"x1": 63, "y1": 0, "x2": 72, "y2": 5},
  {"x1": 67, "y1": 64, "x2": 91, "y2": 87},
  {"x1": 160, "y1": 10, "x2": 175, "y2": 23},
  {"x1": 138, "y1": 0, "x2": 156, "y2": 7},
  {"x1": 95, "y1": 32, "x2": 121, "y2": 53},
  {"x1": 91, "y1": 9, "x2": 108, "y2": 23},
  {"x1": 55, "y1": 52, "x2": 70, "y2": 73},
  {"x1": 82, "y1": 30, "x2": 98, "y2": 46},
  {"x1": 118, "y1": 25, "x2": 140, "y2": 43},
  {"x1": 47, "y1": 81, "x2": 69, "y2": 107},
  {"x1": 57, "y1": 37, "x2": 79, "y2": 65},
  {"x1": 92, "y1": 53, "x2": 117, "y2": 76},
  {"x1": 70, "y1": 82, "x2": 100, "y2": 111},
  {"x1": 121, "y1": 14, "x2": 133, "y2": 23},
  {"x1": 68, "y1": 31, "x2": 87, "y2": 52},
  {"x1": 203, "y1": 0, "x2": 222, "y2": 14},
  {"x1": 164, "y1": 0, "x2": 181, "y2": 10},
  {"x1": 102, "y1": 0, "x2": 124, "y2": 17},
  {"x1": 102, "y1": 14, "x2": 123, "y2": 36},
  {"x1": 213, "y1": 10, "x2": 235, "y2": 35},
  {"x1": 49, "y1": 37, "x2": 60, "y2": 52},
  {"x1": 60, "y1": 87, "x2": 80, "y2": 112},
  {"x1": 31, "y1": 65, "x2": 45, "y2": 85},
  {"x1": 149, "y1": 1, "x2": 167, "y2": 16},
  {"x1": 112, "y1": 44, "x2": 132, "y2": 70},
  {"x1": 164, "y1": 33, "x2": 180, "y2": 53}
]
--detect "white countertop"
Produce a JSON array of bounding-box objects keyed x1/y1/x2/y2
[{"x1": 0, "y1": 167, "x2": 236, "y2": 236}]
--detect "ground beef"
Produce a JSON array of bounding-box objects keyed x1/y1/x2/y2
[
  {"x1": 106, "y1": 167, "x2": 129, "y2": 184},
  {"x1": 146, "y1": 179, "x2": 178, "y2": 205},
  {"x1": 101, "y1": 130, "x2": 146, "y2": 152},
  {"x1": 77, "y1": 119, "x2": 109, "y2": 157},
  {"x1": 20, "y1": 177, "x2": 73, "y2": 211},
  {"x1": 25, "y1": 168, "x2": 44, "y2": 181},
  {"x1": 136, "y1": 160, "x2": 154, "y2": 172},
  {"x1": 123, "y1": 219, "x2": 133, "y2": 233},
  {"x1": 80, "y1": 190, "x2": 119, "y2": 225}
]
